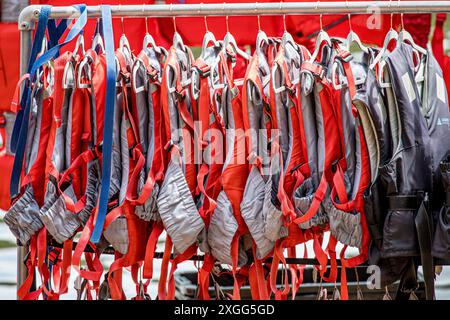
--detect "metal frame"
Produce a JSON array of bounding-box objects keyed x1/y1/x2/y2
[{"x1": 15, "y1": 1, "x2": 450, "y2": 297}]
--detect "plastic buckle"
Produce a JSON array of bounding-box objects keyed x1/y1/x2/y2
[
  {"x1": 193, "y1": 63, "x2": 211, "y2": 78},
  {"x1": 175, "y1": 87, "x2": 186, "y2": 101},
  {"x1": 286, "y1": 83, "x2": 297, "y2": 97},
  {"x1": 336, "y1": 51, "x2": 353, "y2": 63}
]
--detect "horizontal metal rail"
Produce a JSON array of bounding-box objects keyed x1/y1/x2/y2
[{"x1": 19, "y1": 1, "x2": 450, "y2": 30}]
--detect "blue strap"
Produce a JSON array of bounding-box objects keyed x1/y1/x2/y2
[
  {"x1": 48, "y1": 19, "x2": 69, "y2": 50},
  {"x1": 11, "y1": 5, "x2": 52, "y2": 153},
  {"x1": 90, "y1": 5, "x2": 115, "y2": 243},
  {"x1": 9, "y1": 5, "x2": 88, "y2": 198}
]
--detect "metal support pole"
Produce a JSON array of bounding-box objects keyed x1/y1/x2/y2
[{"x1": 16, "y1": 28, "x2": 33, "y2": 297}]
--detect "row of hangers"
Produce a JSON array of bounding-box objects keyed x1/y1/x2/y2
[{"x1": 56, "y1": 0, "x2": 426, "y2": 93}]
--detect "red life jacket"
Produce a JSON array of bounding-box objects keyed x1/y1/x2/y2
[
  {"x1": 158, "y1": 45, "x2": 204, "y2": 300},
  {"x1": 128, "y1": 47, "x2": 167, "y2": 292},
  {"x1": 207, "y1": 51, "x2": 251, "y2": 299}
]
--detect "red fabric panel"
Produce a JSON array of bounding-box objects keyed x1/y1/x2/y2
[
  {"x1": 0, "y1": 23, "x2": 20, "y2": 112},
  {"x1": 0, "y1": 151, "x2": 13, "y2": 210}
]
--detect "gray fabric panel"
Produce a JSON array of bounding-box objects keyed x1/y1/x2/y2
[
  {"x1": 109, "y1": 93, "x2": 123, "y2": 200},
  {"x1": 135, "y1": 183, "x2": 160, "y2": 222},
  {"x1": 52, "y1": 88, "x2": 70, "y2": 173},
  {"x1": 382, "y1": 65, "x2": 402, "y2": 156},
  {"x1": 273, "y1": 64, "x2": 290, "y2": 166},
  {"x1": 4, "y1": 112, "x2": 16, "y2": 156},
  {"x1": 119, "y1": 111, "x2": 129, "y2": 205},
  {"x1": 301, "y1": 91, "x2": 319, "y2": 182},
  {"x1": 157, "y1": 159, "x2": 204, "y2": 254},
  {"x1": 245, "y1": 80, "x2": 263, "y2": 160},
  {"x1": 293, "y1": 177, "x2": 329, "y2": 229},
  {"x1": 78, "y1": 161, "x2": 100, "y2": 225},
  {"x1": 197, "y1": 227, "x2": 210, "y2": 254},
  {"x1": 65, "y1": 90, "x2": 74, "y2": 168},
  {"x1": 40, "y1": 183, "x2": 81, "y2": 244},
  {"x1": 134, "y1": 65, "x2": 149, "y2": 155},
  {"x1": 25, "y1": 89, "x2": 42, "y2": 174},
  {"x1": 263, "y1": 159, "x2": 287, "y2": 241},
  {"x1": 354, "y1": 100, "x2": 380, "y2": 183},
  {"x1": 146, "y1": 82, "x2": 156, "y2": 173},
  {"x1": 240, "y1": 166, "x2": 274, "y2": 259},
  {"x1": 4, "y1": 185, "x2": 43, "y2": 245},
  {"x1": 209, "y1": 191, "x2": 241, "y2": 265},
  {"x1": 339, "y1": 78, "x2": 357, "y2": 191},
  {"x1": 313, "y1": 83, "x2": 326, "y2": 177},
  {"x1": 103, "y1": 216, "x2": 129, "y2": 255},
  {"x1": 328, "y1": 203, "x2": 362, "y2": 248}
]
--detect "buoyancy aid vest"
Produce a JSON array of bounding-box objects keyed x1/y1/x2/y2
[
  {"x1": 104, "y1": 49, "x2": 156, "y2": 300},
  {"x1": 240, "y1": 40, "x2": 280, "y2": 300},
  {"x1": 191, "y1": 46, "x2": 230, "y2": 300},
  {"x1": 157, "y1": 45, "x2": 204, "y2": 300},
  {"x1": 270, "y1": 43, "x2": 315, "y2": 299},
  {"x1": 128, "y1": 47, "x2": 167, "y2": 285},
  {"x1": 419, "y1": 48, "x2": 450, "y2": 265},
  {"x1": 207, "y1": 51, "x2": 251, "y2": 300},
  {"x1": 375, "y1": 43, "x2": 434, "y2": 299}
]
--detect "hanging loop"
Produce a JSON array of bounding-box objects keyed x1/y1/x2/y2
[
  {"x1": 398, "y1": 0, "x2": 405, "y2": 30},
  {"x1": 118, "y1": 4, "x2": 125, "y2": 35},
  {"x1": 226, "y1": 15, "x2": 230, "y2": 33},
  {"x1": 346, "y1": 1, "x2": 352, "y2": 31},
  {"x1": 255, "y1": 2, "x2": 261, "y2": 31},
  {"x1": 143, "y1": 3, "x2": 149, "y2": 34},
  {"x1": 170, "y1": 4, "x2": 178, "y2": 34}
]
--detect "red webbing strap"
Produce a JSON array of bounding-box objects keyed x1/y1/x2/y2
[
  {"x1": 158, "y1": 236, "x2": 172, "y2": 300},
  {"x1": 17, "y1": 236, "x2": 37, "y2": 300},
  {"x1": 292, "y1": 174, "x2": 328, "y2": 225},
  {"x1": 167, "y1": 244, "x2": 198, "y2": 300},
  {"x1": 252, "y1": 243, "x2": 269, "y2": 300},
  {"x1": 322, "y1": 235, "x2": 338, "y2": 283},
  {"x1": 10, "y1": 73, "x2": 30, "y2": 113},
  {"x1": 196, "y1": 163, "x2": 217, "y2": 224},
  {"x1": 142, "y1": 222, "x2": 164, "y2": 279},
  {"x1": 339, "y1": 245, "x2": 349, "y2": 300},
  {"x1": 58, "y1": 149, "x2": 96, "y2": 212},
  {"x1": 332, "y1": 164, "x2": 350, "y2": 207},
  {"x1": 269, "y1": 240, "x2": 289, "y2": 300},
  {"x1": 248, "y1": 264, "x2": 260, "y2": 300},
  {"x1": 71, "y1": 212, "x2": 103, "y2": 283},
  {"x1": 57, "y1": 240, "x2": 73, "y2": 296},
  {"x1": 197, "y1": 254, "x2": 215, "y2": 300},
  {"x1": 108, "y1": 252, "x2": 126, "y2": 300},
  {"x1": 230, "y1": 234, "x2": 242, "y2": 300},
  {"x1": 37, "y1": 228, "x2": 51, "y2": 299},
  {"x1": 287, "y1": 245, "x2": 306, "y2": 300}
]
